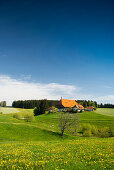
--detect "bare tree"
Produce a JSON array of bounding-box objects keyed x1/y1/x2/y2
[{"x1": 59, "y1": 112, "x2": 79, "y2": 136}]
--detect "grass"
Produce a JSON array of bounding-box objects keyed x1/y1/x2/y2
[
  {"x1": 0, "y1": 108, "x2": 114, "y2": 133},
  {"x1": 0, "y1": 107, "x2": 19, "y2": 114},
  {"x1": 26, "y1": 109, "x2": 114, "y2": 133},
  {"x1": 79, "y1": 110, "x2": 114, "y2": 132},
  {"x1": 96, "y1": 108, "x2": 114, "y2": 116},
  {"x1": 0, "y1": 138, "x2": 113, "y2": 169},
  {"x1": 0, "y1": 107, "x2": 113, "y2": 169},
  {"x1": 0, "y1": 123, "x2": 68, "y2": 142}
]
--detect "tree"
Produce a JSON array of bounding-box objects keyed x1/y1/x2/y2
[
  {"x1": 94, "y1": 101, "x2": 98, "y2": 108},
  {"x1": 34, "y1": 99, "x2": 48, "y2": 115},
  {"x1": 79, "y1": 101, "x2": 87, "y2": 108},
  {"x1": 87, "y1": 100, "x2": 90, "y2": 106},
  {"x1": 100, "y1": 103, "x2": 103, "y2": 108},
  {"x1": 59, "y1": 112, "x2": 79, "y2": 137},
  {"x1": 3, "y1": 101, "x2": 6, "y2": 107},
  {"x1": 12, "y1": 99, "x2": 58, "y2": 109},
  {"x1": 0, "y1": 101, "x2": 6, "y2": 107},
  {"x1": 39, "y1": 99, "x2": 48, "y2": 114},
  {"x1": 34, "y1": 107, "x2": 39, "y2": 116}
]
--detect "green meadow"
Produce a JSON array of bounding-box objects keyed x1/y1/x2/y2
[
  {"x1": 0, "y1": 107, "x2": 114, "y2": 169},
  {"x1": 96, "y1": 108, "x2": 114, "y2": 116},
  {"x1": 0, "y1": 107, "x2": 19, "y2": 114}
]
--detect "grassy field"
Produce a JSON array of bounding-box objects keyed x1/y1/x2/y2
[
  {"x1": 0, "y1": 107, "x2": 19, "y2": 114},
  {"x1": 17, "y1": 108, "x2": 114, "y2": 133},
  {"x1": 79, "y1": 109, "x2": 114, "y2": 132},
  {"x1": 96, "y1": 108, "x2": 114, "y2": 116},
  {"x1": 0, "y1": 107, "x2": 113, "y2": 169},
  {"x1": 0, "y1": 138, "x2": 113, "y2": 170},
  {"x1": 0, "y1": 108, "x2": 114, "y2": 137}
]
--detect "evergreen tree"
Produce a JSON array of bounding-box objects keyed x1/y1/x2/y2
[
  {"x1": 3, "y1": 101, "x2": 6, "y2": 107},
  {"x1": 39, "y1": 99, "x2": 48, "y2": 114},
  {"x1": 100, "y1": 103, "x2": 103, "y2": 108},
  {"x1": 83, "y1": 101, "x2": 87, "y2": 108},
  {"x1": 94, "y1": 101, "x2": 98, "y2": 108},
  {"x1": 34, "y1": 99, "x2": 48, "y2": 115}
]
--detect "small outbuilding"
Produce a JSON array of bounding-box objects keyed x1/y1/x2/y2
[{"x1": 86, "y1": 106, "x2": 94, "y2": 111}]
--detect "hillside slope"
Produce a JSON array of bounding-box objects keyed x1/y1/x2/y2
[{"x1": 96, "y1": 108, "x2": 114, "y2": 116}]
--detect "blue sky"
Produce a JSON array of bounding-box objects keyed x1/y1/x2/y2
[{"x1": 0, "y1": 0, "x2": 114, "y2": 105}]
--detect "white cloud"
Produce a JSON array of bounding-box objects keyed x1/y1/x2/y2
[
  {"x1": 96, "y1": 95, "x2": 114, "y2": 104},
  {"x1": 0, "y1": 75, "x2": 81, "y2": 106},
  {"x1": 1, "y1": 75, "x2": 113, "y2": 106}
]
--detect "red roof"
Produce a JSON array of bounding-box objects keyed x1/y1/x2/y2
[{"x1": 86, "y1": 106, "x2": 94, "y2": 110}]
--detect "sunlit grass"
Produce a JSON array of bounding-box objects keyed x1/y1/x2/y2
[
  {"x1": 96, "y1": 108, "x2": 114, "y2": 116},
  {"x1": 0, "y1": 107, "x2": 19, "y2": 114},
  {"x1": 0, "y1": 108, "x2": 114, "y2": 169},
  {"x1": 0, "y1": 138, "x2": 113, "y2": 170}
]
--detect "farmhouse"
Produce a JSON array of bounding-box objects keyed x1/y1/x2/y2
[
  {"x1": 56, "y1": 99, "x2": 84, "y2": 111},
  {"x1": 86, "y1": 106, "x2": 94, "y2": 111},
  {"x1": 77, "y1": 104, "x2": 85, "y2": 111}
]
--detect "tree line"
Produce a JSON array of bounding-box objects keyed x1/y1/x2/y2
[
  {"x1": 76, "y1": 100, "x2": 98, "y2": 108},
  {"x1": 0, "y1": 101, "x2": 6, "y2": 107},
  {"x1": 12, "y1": 99, "x2": 98, "y2": 109},
  {"x1": 12, "y1": 99, "x2": 114, "y2": 109},
  {"x1": 77, "y1": 100, "x2": 114, "y2": 109},
  {"x1": 12, "y1": 100, "x2": 58, "y2": 109},
  {"x1": 98, "y1": 103, "x2": 114, "y2": 108}
]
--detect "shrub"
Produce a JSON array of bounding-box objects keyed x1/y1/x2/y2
[
  {"x1": 80, "y1": 124, "x2": 92, "y2": 133},
  {"x1": 91, "y1": 125, "x2": 98, "y2": 135},
  {"x1": 98, "y1": 127, "x2": 112, "y2": 138},
  {"x1": 83, "y1": 130, "x2": 92, "y2": 137},
  {"x1": 13, "y1": 113, "x2": 22, "y2": 119},
  {"x1": 48, "y1": 106, "x2": 58, "y2": 113},
  {"x1": 79, "y1": 124, "x2": 93, "y2": 137},
  {"x1": 24, "y1": 113, "x2": 34, "y2": 122},
  {"x1": 94, "y1": 107, "x2": 97, "y2": 110},
  {"x1": 0, "y1": 112, "x2": 3, "y2": 114},
  {"x1": 34, "y1": 107, "x2": 39, "y2": 116},
  {"x1": 79, "y1": 124, "x2": 112, "y2": 138}
]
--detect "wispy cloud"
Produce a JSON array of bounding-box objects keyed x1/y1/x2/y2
[
  {"x1": 96, "y1": 95, "x2": 114, "y2": 104},
  {"x1": 0, "y1": 75, "x2": 81, "y2": 105},
  {"x1": 0, "y1": 75, "x2": 114, "y2": 105}
]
